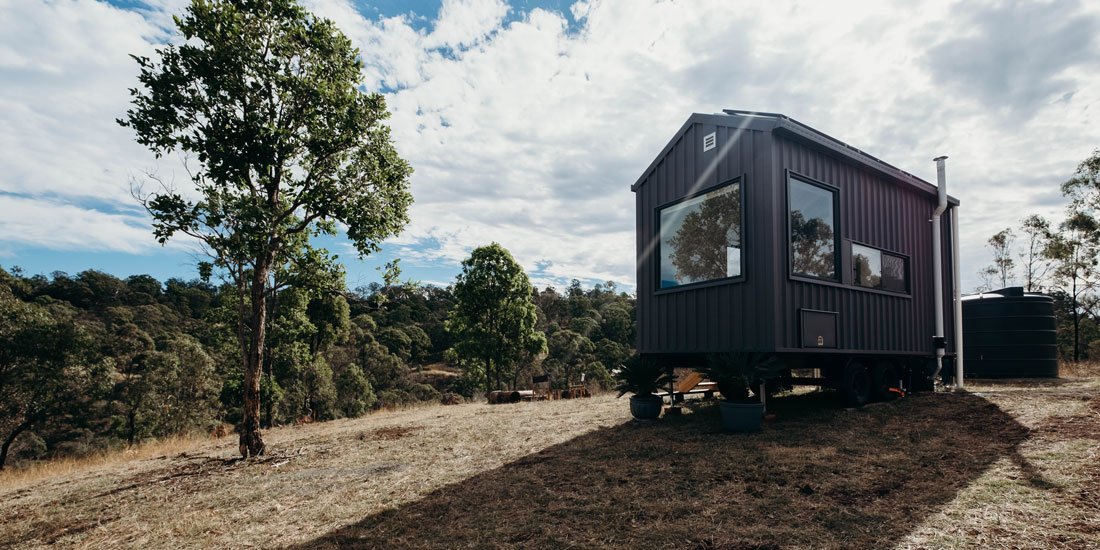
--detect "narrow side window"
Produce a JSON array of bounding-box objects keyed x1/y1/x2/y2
[{"x1": 789, "y1": 177, "x2": 838, "y2": 280}]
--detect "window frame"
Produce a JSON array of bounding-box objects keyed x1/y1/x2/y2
[
  {"x1": 653, "y1": 176, "x2": 746, "y2": 294},
  {"x1": 850, "y1": 239, "x2": 911, "y2": 295},
  {"x1": 786, "y1": 171, "x2": 842, "y2": 283}
]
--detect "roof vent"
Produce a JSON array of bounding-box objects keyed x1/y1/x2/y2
[{"x1": 702, "y1": 131, "x2": 716, "y2": 152}]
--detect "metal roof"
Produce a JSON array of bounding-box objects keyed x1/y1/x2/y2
[{"x1": 630, "y1": 109, "x2": 961, "y2": 205}]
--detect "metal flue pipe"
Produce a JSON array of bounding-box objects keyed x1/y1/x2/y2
[{"x1": 931, "y1": 156, "x2": 948, "y2": 385}]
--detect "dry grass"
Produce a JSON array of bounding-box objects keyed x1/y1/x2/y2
[
  {"x1": 0, "y1": 434, "x2": 213, "y2": 493},
  {"x1": 1060, "y1": 361, "x2": 1100, "y2": 378},
  {"x1": 1, "y1": 376, "x2": 1098, "y2": 549},
  {"x1": 0, "y1": 396, "x2": 626, "y2": 548}
]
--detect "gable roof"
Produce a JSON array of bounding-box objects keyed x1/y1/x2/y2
[{"x1": 630, "y1": 109, "x2": 960, "y2": 205}]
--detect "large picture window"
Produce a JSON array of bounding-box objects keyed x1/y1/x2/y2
[
  {"x1": 658, "y1": 180, "x2": 742, "y2": 289},
  {"x1": 853, "y1": 243, "x2": 908, "y2": 293},
  {"x1": 788, "y1": 176, "x2": 838, "y2": 280}
]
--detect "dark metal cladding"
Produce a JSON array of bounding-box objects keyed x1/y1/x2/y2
[
  {"x1": 962, "y1": 288, "x2": 1058, "y2": 377},
  {"x1": 633, "y1": 111, "x2": 958, "y2": 363}
]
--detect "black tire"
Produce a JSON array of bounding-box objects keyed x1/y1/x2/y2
[
  {"x1": 870, "y1": 362, "x2": 899, "y2": 402},
  {"x1": 841, "y1": 362, "x2": 871, "y2": 408}
]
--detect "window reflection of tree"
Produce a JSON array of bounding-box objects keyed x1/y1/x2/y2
[
  {"x1": 668, "y1": 186, "x2": 741, "y2": 283},
  {"x1": 854, "y1": 253, "x2": 881, "y2": 288},
  {"x1": 790, "y1": 210, "x2": 835, "y2": 278}
]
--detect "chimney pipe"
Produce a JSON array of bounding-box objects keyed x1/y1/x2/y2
[{"x1": 931, "y1": 156, "x2": 948, "y2": 386}]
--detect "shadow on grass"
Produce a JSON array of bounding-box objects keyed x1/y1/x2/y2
[{"x1": 292, "y1": 391, "x2": 1033, "y2": 549}]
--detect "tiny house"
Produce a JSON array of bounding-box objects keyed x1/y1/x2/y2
[{"x1": 632, "y1": 110, "x2": 961, "y2": 405}]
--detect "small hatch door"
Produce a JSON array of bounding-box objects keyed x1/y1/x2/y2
[{"x1": 801, "y1": 309, "x2": 838, "y2": 348}]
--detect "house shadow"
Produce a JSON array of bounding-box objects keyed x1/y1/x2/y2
[{"x1": 290, "y1": 392, "x2": 1035, "y2": 549}]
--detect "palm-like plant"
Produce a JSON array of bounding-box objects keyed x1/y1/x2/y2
[
  {"x1": 614, "y1": 356, "x2": 675, "y2": 397},
  {"x1": 701, "y1": 352, "x2": 781, "y2": 403}
]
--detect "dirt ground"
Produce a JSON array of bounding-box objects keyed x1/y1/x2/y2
[{"x1": 1, "y1": 375, "x2": 1097, "y2": 549}]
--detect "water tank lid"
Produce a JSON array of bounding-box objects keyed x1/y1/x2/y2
[{"x1": 961, "y1": 287, "x2": 1050, "y2": 302}]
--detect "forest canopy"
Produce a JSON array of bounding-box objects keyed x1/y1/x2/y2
[{"x1": 0, "y1": 264, "x2": 635, "y2": 469}]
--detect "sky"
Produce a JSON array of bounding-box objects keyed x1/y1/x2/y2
[{"x1": 1, "y1": 0, "x2": 1099, "y2": 293}]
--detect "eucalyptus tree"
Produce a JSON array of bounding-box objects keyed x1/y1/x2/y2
[
  {"x1": 447, "y1": 244, "x2": 547, "y2": 392},
  {"x1": 120, "y1": 0, "x2": 412, "y2": 455},
  {"x1": 1054, "y1": 150, "x2": 1100, "y2": 361},
  {"x1": 1019, "y1": 214, "x2": 1053, "y2": 292},
  {"x1": 978, "y1": 228, "x2": 1016, "y2": 291},
  {"x1": 0, "y1": 290, "x2": 111, "y2": 469}
]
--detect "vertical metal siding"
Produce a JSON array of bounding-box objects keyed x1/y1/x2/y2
[
  {"x1": 636, "y1": 123, "x2": 774, "y2": 354},
  {"x1": 636, "y1": 122, "x2": 951, "y2": 357},
  {"x1": 774, "y1": 134, "x2": 942, "y2": 354}
]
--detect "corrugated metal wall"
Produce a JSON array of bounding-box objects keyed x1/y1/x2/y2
[
  {"x1": 636, "y1": 118, "x2": 956, "y2": 358},
  {"x1": 635, "y1": 123, "x2": 776, "y2": 354},
  {"x1": 772, "y1": 132, "x2": 952, "y2": 355}
]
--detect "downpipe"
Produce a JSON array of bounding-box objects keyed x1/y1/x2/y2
[
  {"x1": 952, "y1": 204, "x2": 964, "y2": 390},
  {"x1": 930, "y1": 156, "x2": 948, "y2": 386}
]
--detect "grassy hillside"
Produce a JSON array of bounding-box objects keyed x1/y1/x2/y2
[{"x1": 2, "y1": 375, "x2": 1098, "y2": 549}]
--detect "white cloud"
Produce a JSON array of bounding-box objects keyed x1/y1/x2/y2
[
  {"x1": 0, "y1": 195, "x2": 191, "y2": 253},
  {"x1": 4, "y1": 0, "x2": 1100, "y2": 293},
  {"x1": 425, "y1": 0, "x2": 508, "y2": 50},
  {"x1": 0, "y1": 0, "x2": 181, "y2": 205},
  {"x1": 303, "y1": 0, "x2": 1100, "y2": 291}
]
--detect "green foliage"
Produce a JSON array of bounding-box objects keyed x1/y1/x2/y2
[
  {"x1": 1050, "y1": 150, "x2": 1100, "y2": 361},
  {"x1": 403, "y1": 325, "x2": 432, "y2": 365},
  {"x1": 120, "y1": 0, "x2": 413, "y2": 262},
  {"x1": 545, "y1": 329, "x2": 595, "y2": 389},
  {"x1": 702, "y1": 352, "x2": 782, "y2": 403},
  {"x1": 613, "y1": 355, "x2": 674, "y2": 397},
  {"x1": 0, "y1": 258, "x2": 640, "y2": 467},
  {"x1": 978, "y1": 228, "x2": 1016, "y2": 291},
  {"x1": 335, "y1": 363, "x2": 376, "y2": 417},
  {"x1": 1019, "y1": 214, "x2": 1052, "y2": 292},
  {"x1": 360, "y1": 341, "x2": 407, "y2": 390},
  {"x1": 377, "y1": 326, "x2": 413, "y2": 361},
  {"x1": 0, "y1": 286, "x2": 113, "y2": 468},
  {"x1": 307, "y1": 294, "x2": 351, "y2": 354},
  {"x1": 598, "y1": 305, "x2": 633, "y2": 344},
  {"x1": 119, "y1": 0, "x2": 413, "y2": 455},
  {"x1": 153, "y1": 336, "x2": 222, "y2": 435},
  {"x1": 447, "y1": 244, "x2": 547, "y2": 391}
]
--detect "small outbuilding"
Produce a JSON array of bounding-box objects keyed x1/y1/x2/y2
[{"x1": 632, "y1": 110, "x2": 961, "y2": 405}]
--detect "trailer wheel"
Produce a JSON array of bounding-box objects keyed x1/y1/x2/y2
[
  {"x1": 870, "y1": 362, "x2": 899, "y2": 402},
  {"x1": 841, "y1": 362, "x2": 871, "y2": 408}
]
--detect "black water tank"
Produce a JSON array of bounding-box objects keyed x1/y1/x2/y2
[{"x1": 962, "y1": 287, "x2": 1058, "y2": 377}]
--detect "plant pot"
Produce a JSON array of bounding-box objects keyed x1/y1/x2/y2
[
  {"x1": 629, "y1": 394, "x2": 663, "y2": 421},
  {"x1": 719, "y1": 400, "x2": 764, "y2": 432}
]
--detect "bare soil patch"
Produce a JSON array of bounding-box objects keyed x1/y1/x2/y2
[{"x1": 2, "y1": 378, "x2": 1098, "y2": 549}]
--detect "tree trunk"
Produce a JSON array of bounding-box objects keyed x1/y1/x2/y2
[
  {"x1": 0, "y1": 419, "x2": 32, "y2": 470},
  {"x1": 240, "y1": 262, "x2": 270, "y2": 458},
  {"x1": 1073, "y1": 277, "x2": 1080, "y2": 362}
]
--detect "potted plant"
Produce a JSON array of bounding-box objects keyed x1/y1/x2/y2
[
  {"x1": 701, "y1": 352, "x2": 782, "y2": 432},
  {"x1": 614, "y1": 355, "x2": 675, "y2": 421}
]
